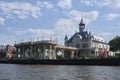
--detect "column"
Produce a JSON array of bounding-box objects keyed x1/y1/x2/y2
[
  {"x1": 25, "y1": 48, "x2": 28, "y2": 58},
  {"x1": 16, "y1": 47, "x2": 18, "y2": 58},
  {"x1": 37, "y1": 46, "x2": 40, "y2": 58},
  {"x1": 41, "y1": 45, "x2": 43, "y2": 59},
  {"x1": 71, "y1": 50, "x2": 74, "y2": 59},
  {"x1": 52, "y1": 46, "x2": 56, "y2": 59},
  {"x1": 75, "y1": 50, "x2": 78, "y2": 59},
  {"x1": 30, "y1": 45, "x2": 33, "y2": 58},
  {"x1": 18, "y1": 47, "x2": 21, "y2": 58},
  {"x1": 43, "y1": 45, "x2": 45, "y2": 59},
  {"x1": 37, "y1": 47, "x2": 40, "y2": 59},
  {"x1": 34, "y1": 46, "x2": 37, "y2": 58},
  {"x1": 48, "y1": 45, "x2": 52, "y2": 59},
  {"x1": 22, "y1": 46, "x2": 25, "y2": 58},
  {"x1": 62, "y1": 50, "x2": 64, "y2": 59}
]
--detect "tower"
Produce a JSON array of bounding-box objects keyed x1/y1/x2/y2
[{"x1": 79, "y1": 19, "x2": 85, "y2": 33}]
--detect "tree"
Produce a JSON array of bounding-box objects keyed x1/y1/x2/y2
[{"x1": 109, "y1": 36, "x2": 120, "y2": 51}]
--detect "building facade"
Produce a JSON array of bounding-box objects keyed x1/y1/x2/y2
[
  {"x1": 14, "y1": 40, "x2": 77, "y2": 59},
  {"x1": 0, "y1": 45, "x2": 6, "y2": 59},
  {"x1": 65, "y1": 19, "x2": 110, "y2": 58},
  {"x1": 0, "y1": 45, "x2": 14, "y2": 59}
]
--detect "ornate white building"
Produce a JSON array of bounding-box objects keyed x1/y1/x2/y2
[{"x1": 65, "y1": 19, "x2": 110, "y2": 58}]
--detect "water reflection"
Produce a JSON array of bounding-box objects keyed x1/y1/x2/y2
[{"x1": 0, "y1": 64, "x2": 120, "y2": 80}]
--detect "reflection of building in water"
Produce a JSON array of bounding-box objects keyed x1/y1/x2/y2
[{"x1": 65, "y1": 19, "x2": 110, "y2": 58}]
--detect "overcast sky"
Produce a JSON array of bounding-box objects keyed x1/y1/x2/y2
[{"x1": 0, "y1": 0, "x2": 120, "y2": 45}]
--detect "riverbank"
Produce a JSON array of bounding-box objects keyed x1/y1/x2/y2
[{"x1": 0, "y1": 58, "x2": 120, "y2": 66}]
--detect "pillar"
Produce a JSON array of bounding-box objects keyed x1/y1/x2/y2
[
  {"x1": 18, "y1": 47, "x2": 21, "y2": 58},
  {"x1": 62, "y1": 50, "x2": 64, "y2": 59},
  {"x1": 16, "y1": 47, "x2": 18, "y2": 58},
  {"x1": 48, "y1": 45, "x2": 52, "y2": 59},
  {"x1": 34, "y1": 46, "x2": 37, "y2": 58},
  {"x1": 22, "y1": 46, "x2": 25, "y2": 58},
  {"x1": 71, "y1": 50, "x2": 74, "y2": 59},
  {"x1": 75, "y1": 50, "x2": 78, "y2": 59},
  {"x1": 52, "y1": 46, "x2": 56, "y2": 59},
  {"x1": 27, "y1": 48, "x2": 30, "y2": 58},
  {"x1": 37, "y1": 47, "x2": 41, "y2": 58},
  {"x1": 40, "y1": 45, "x2": 43, "y2": 59},
  {"x1": 30, "y1": 45, "x2": 33, "y2": 58},
  {"x1": 43, "y1": 45, "x2": 46, "y2": 59}
]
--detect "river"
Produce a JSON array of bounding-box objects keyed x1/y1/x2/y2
[{"x1": 0, "y1": 64, "x2": 120, "y2": 80}]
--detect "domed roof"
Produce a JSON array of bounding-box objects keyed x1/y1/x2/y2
[{"x1": 75, "y1": 33, "x2": 82, "y2": 39}]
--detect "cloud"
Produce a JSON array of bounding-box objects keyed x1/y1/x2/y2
[
  {"x1": 12, "y1": 10, "x2": 99, "y2": 44},
  {"x1": 9, "y1": 18, "x2": 77, "y2": 44},
  {"x1": 25, "y1": 10, "x2": 99, "y2": 43},
  {"x1": 58, "y1": 0, "x2": 72, "y2": 9},
  {"x1": 84, "y1": 11, "x2": 99, "y2": 24},
  {"x1": 53, "y1": 10, "x2": 99, "y2": 43},
  {"x1": 80, "y1": 0, "x2": 94, "y2": 6},
  {"x1": 0, "y1": 1, "x2": 41, "y2": 19},
  {"x1": 53, "y1": 18, "x2": 77, "y2": 39},
  {"x1": 98, "y1": 32, "x2": 111, "y2": 39},
  {"x1": 66, "y1": 10, "x2": 99, "y2": 24},
  {"x1": 0, "y1": 17, "x2": 5, "y2": 25},
  {"x1": 105, "y1": 13, "x2": 120, "y2": 20},
  {"x1": 0, "y1": 33, "x2": 16, "y2": 45},
  {"x1": 6, "y1": 9, "x2": 99, "y2": 45},
  {"x1": 105, "y1": 0, "x2": 120, "y2": 9},
  {"x1": 28, "y1": 28, "x2": 54, "y2": 35},
  {"x1": 9, "y1": 28, "x2": 54, "y2": 40},
  {"x1": 80, "y1": 0, "x2": 120, "y2": 9},
  {"x1": 95, "y1": 0, "x2": 120, "y2": 9},
  {"x1": 1, "y1": 0, "x2": 99, "y2": 45},
  {"x1": 93, "y1": 32, "x2": 111, "y2": 42},
  {"x1": 36, "y1": 1, "x2": 53, "y2": 9},
  {"x1": 0, "y1": 1, "x2": 54, "y2": 20}
]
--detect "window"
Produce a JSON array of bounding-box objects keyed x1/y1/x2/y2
[
  {"x1": 76, "y1": 44, "x2": 80, "y2": 48},
  {"x1": 82, "y1": 43, "x2": 88, "y2": 48}
]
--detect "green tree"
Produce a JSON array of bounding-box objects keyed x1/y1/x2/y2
[{"x1": 109, "y1": 36, "x2": 120, "y2": 51}]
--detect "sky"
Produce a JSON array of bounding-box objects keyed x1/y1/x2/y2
[{"x1": 0, "y1": 0, "x2": 120, "y2": 45}]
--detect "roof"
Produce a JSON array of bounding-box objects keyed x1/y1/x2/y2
[
  {"x1": 66, "y1": 31, "x2": 107, "y2": 44},
  {"x1": 66, "y1": 31, "x2": 89, "y2": 43},
  {"x1": 66, "y1": 32, "x2": 78, "y2": 43}
]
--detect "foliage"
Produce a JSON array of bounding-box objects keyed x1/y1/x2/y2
[{"x1": 109, "y1": 36, "x2": 120, "y2": 51}]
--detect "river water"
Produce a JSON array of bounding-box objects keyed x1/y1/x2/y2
[{"x1": 0, "y1": 64, "x2": 120, "y2": 80}]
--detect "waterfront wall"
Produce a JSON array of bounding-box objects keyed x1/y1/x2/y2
[{"x1": 0, "y1": 58, "x2": 120, "y2": 66}]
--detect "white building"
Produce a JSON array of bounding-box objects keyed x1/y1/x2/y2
[{"x1": 65, "y1": 19, "x2": 110, "y2": 58}]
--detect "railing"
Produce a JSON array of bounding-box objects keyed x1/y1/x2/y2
[
  {"x1": 56, "y1": 45, "x2": 77, "y2": 50},
  {"x1": 14, "y1": 40, "x2": 58, "y2": 46}
]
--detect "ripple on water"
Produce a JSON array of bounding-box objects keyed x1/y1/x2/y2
[{"x1": 0, "y1": 64, "x2": 120, "y2": 80}]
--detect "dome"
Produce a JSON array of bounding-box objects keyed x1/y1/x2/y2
[{"x1": 75, "y1": 34, "x2": 82, "y2": 39}]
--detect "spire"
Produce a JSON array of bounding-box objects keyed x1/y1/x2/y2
[
  {"x1": 88, "y1": 31, "x2": 92, "y2": 39},
  {"x1": 79, "y1": 18, "x2": 85, "y2": 33},
  {"x1": 65, "y1": 34, "x2": 68, "y2": 42}
]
